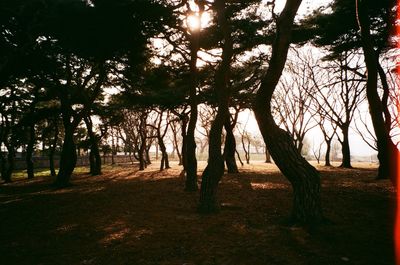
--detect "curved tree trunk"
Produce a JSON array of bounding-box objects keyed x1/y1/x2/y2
[
  {"x1": 199, "y1": 0, "x2": 232, "y2": 213},
  {"x1": 159, "y1": 138, "x2": 170, "y2": 170},
  {"x1": 223, "y1": 119, "x2": 239, "y2": 173},
  {"x1": 26, "y1": 124, "x2": 35, "y2": 179},
  {"x1": 241, "y1": 134, "x2": 251, "y2": 164},
  {"x1": 252, "y1": 0, "x2": 323, "y2": 225},
  {"x1": 356, "y1": 0, "x2": 398, "y2": 183}
]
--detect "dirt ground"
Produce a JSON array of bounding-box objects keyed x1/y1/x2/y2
[{"x1": 0, "y1": 161, "x2": 396, "y2": 265}]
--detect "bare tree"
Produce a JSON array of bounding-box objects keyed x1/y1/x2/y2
[
  {"x1": 308, "y1": 51, "x2": 365, "y2": 168},
  {"x1": 312, "y1": 140, "x2": 323, "y2": 164},
  {"x1": 239, "y1": 129, "x2": 251, "y2": 164},
  {"x1": 272, "y1": 49, "x2": 317, "y2": 154},
  {"x1": 197, "y1": 105, "x2": 216, "y2": 155},
  {"x1": 147, "y1": 110, "x2": 171, "y2": 171},
  {"x1": 169, "y1": 117, "x2": 183, "y2": 165}
]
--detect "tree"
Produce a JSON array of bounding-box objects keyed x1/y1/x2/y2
[
  {"x1": 300, "y1": 0, "x2": 397, "y2": 180},
  {"x1": 84, "y1": 115, "x2": 102, "y2": 175},
  {"x1": 252, "y1": 0, "x2": 324, "y2": 225},
  {"x1": 272, "y1": 49, "x2": 317, "y2": 154},
  {"x1": 198, "y1": 0, "x2": 233, "y2": 213},
  {"x1": 356, "y1": 0, "x2": 398, "y2": 182},
  {"x1": 223, "y1": 107, "x2": 240, "y2": 173},
  {"x1": 308, "y1": 51, "x2": 365, "y2": 168},
  {"x1": 147, "y1": 110, "x2": 171, "y2": 171}
]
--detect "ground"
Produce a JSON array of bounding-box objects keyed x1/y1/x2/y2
[{"x1": 0, "y1": 161, "x2": 395, "y2": 265}]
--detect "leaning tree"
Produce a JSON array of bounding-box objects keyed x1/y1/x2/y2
[{"x1": 252, "y1": 0, "x2": 324, "y2": 224}]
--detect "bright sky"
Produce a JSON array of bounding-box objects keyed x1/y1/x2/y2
[{"x1": 151, "y1": 0, "x2": 378, "y2": 158}]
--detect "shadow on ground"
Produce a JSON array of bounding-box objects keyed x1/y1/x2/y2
[{"x1": 0, "y1": 162, "x2": 395, "y2": 265}]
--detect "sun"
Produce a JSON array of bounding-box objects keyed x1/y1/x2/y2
[
  {"x1": 187, "y1": 14, "x2": 201, "y2": 31},
  {"x1": 186, "y1": 12, "x2": 211, "y2": 31}
]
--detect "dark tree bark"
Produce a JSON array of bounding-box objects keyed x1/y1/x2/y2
[
  {"x1": 138, "y1": 113, "x2": 148, "y2": 171},
  {"x1": 223, "y1": 118, "x2": 239, "y2": 173},
  {"x1": 252, "y1": 0, "x2": 323, "y2": 225},
  {"x1": 170, "y1": 119, "x2": 183, "y2": 165},
  {"x1": 184, "y1": 1, "x2": 205, "y2": 192},
  {"x1": 84, "y1": 116, "x2": 101, "y2": 176},
  {"x1": 5, "y1": 146, "x2": 15, "y2": 183},
  {"x1": 324, "y1": 138, "x2": 332, "y2": 167},
  {"x1": 377, "y1": 59, "x2": 392, "y2": 132},
  {"x1": 55, "y1": 122, "x2": 77, "y2": 187},
  {"x1": 0, "y1": 152, "x2": 7, "y2": 182},
  {"x1": 54, "y1": 58, "x2": 105, "y2": 187},
  {"x1": 181, "y1": 115, "x2": 188, "y2": 169},
  {"x1": 1, "y1": 142, "x2": 15, "y2": 183},
  {"x1": 26, "y1": 124, "x2": 35, "y2": 179},
  {"x1": 153, "y1": 111, "x2": 170, "y2": 171},
  {"x1": 199, "y1": 0, "x2": 233, "y2": 213},
  {"x1": 49, "y1": 120, "x2": 59, "y2": 177},
  {"x1": 339, "y1": 125, "x2": 352, "y2": 168},
  {"x1": 235, "y1": 149, "x2": 244, "y2": 166},
  {"x1": 265, "y1": 148, "x2": 271, "y2": 163},
  {"x1": 145, "y1": 142, "x2": 152, "y2": 165},
  {"x1": 356, "y1": 0, "x2": 398, "y2": 183},
  {"x1": 159, "y1": 139, "x2": 170, "y2": 170},
  {"x1": 111, "y1": 128, "x2": 116, "y2": 165},
  {"x1": 241, "y1": 133, "x2": 251, "y2": 164}
]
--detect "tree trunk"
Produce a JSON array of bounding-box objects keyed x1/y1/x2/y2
[
  {"x1": 356, "y1": 0, "x2": 398, "y2": 183},
  {"x1": 5, "y1": 146, "x2": 15, "y2": 183},
  {"x1": 159, "y1": 137, "x2": 170, "y2": 171},
  {"x1": 26, "y1": 124, "x2": 35, "y2": 179},
  {"x1": 241, "y1": 135, "x2": 250, "y2": 164},
  {"x1": 0, "y1": 152, "x2": 7, "y2": 182},
  {"x1": 223, "y1": 119, "x2": 239, "y2": 173},
  {"x1": 199, "y1": 0, "x2": 232, "y2": 213},
  {"x1": 49, "y1": 121, "x2": 59, "y2": 177},
  {"x1": 236, "y1": 149, "x2": 244, "y2": 166},
  {"x1": 111, "y1": 130, "x2": 115, "y2": 165},
  {"x1": 55, "y1": 125, "x2": 77, "y2": 187},
  {"x1": 198, "y1": 118, "x2": 226, "y2": 212},
  {"x1": 252, "y1": 0, "x2": 323, "y2": 225},
  {"x1": 171, "y1": 121, "x2": 183, "y2": 165},
  {"x1": 339, "y1": 126, "x2": 352, "y2": 168},
  {"x1": 138, "y1": 114, "x2": 147, "y2": 171},
  {"x1": 324, "y1": 138, "x2": 332, "y2": 167},
  {"x1": 84, "y1": 116, "x2": 101, "y2": 176},
  {"x1": 185, "y1": 128, "x2": 198, "y2": 190},
  {"x1": 1, "y1": 143, "x2": 14, "y2": 183},
  {"x1": 376, "y1": 58, "x2": 392, "y2": 132},
  {"x1": 145, "y1": 144, "x2": 151, "y2": 165},
  {"x1": 265, "y1": 148, "x2": 271, "y2": 163},
  {"x1": 180, "y1": 117, "x2": 188, "y2": 168}
]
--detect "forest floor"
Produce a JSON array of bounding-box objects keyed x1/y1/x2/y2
[{"x1": 0, "y1": 161, "x2": 396, "y2": 265}]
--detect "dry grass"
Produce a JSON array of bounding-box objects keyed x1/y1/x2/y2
[{"x1": 0, "y1": 161, "x2": 395, "y2": 265}]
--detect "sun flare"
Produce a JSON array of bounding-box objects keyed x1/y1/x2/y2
[
  {"x1": 187, "y1": 14, "x2": 201, "y2": 30},
  {"x1": 186, "y1": 12, "x2": 211, "y2": 31}
]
